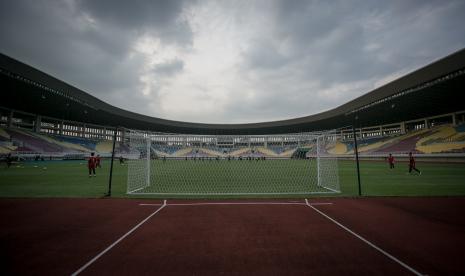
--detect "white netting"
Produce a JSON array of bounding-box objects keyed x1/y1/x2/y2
[
  {"x1": 126, "y1": 133, "x2": 150, "y2": 193},
  {"x1": 127, "y1": 131, "x2": 340, "y2": 196}
]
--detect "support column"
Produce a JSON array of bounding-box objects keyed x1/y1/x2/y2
[
  {"x1": 82, "y1": 124, "x2": 86, "y2": 138},
  {"x1": 452, "y1": 113, "x2": 457, "y2": 126},
  {"x1": 59, "y1": 121, "x2": 64, "y2": 135},
  {"x1": 400, "y1": 122, "x2": 406, "y2": 134},
  {"x1": 146, "y1": 137, "x2": 151, "y2": 186},
  {"x1": 316, "y1": 136, "x2": 321, "y2": 187},
  {"x1": 34, "y1": 115, "x2": 41, "y2": 133},
  {"x1": 7, "y1": 110, "x2": 13, "y2": 128}
]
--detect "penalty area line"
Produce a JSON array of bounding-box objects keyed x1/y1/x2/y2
[
  {"x1": 71, "y1": 200, "x2": 167, "y2": 276},
  {"x1": 139, "y1": 201, "x2": 333, "y2": 206},
  {"x1": 168, "y1": 202, "x2": 306, "y2": 206},
  {"x1": 304, "y1": 199, "x2": 424, "y2": 276}
]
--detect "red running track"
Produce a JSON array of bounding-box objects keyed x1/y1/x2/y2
[{"x1": 0, "y1": 197, "x2": 464, "y2": 275}]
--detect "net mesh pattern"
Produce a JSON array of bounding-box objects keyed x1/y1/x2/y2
[{"x1": 127, "y1": 131, "x2": 340, "y2": 196}]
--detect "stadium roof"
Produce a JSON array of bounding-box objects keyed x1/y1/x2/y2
[{"x1": 1, "y1": 49, "x2": 465, "y2": 135}]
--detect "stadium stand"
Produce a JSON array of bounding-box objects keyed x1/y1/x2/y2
[
  {"x1": 95, "y1": 141, "x2": 114, "y2": 153},
  {"x1": 199, "y1": 147, "x2": 224, "y2": 157},
  {"x1": 173, "y1": 147, "x2": 194, "y2": 157},
  {"x1": 416, "y1": 124, "x2": 465, "y2": 153},
  {"x1": 8, "y1": 128, "x2": 64, "y2": 153},
  {"x1": 327, "y1": 141, "x2": 348, "y2": 155},
  {"x1": 54, "y1": 136, "x2": 97, "y2": 151},
  {"x1": 256, "y1": 147, "x2": 279, "y2": 157},
  {"x1": 377, "y1": 129, "x2": 430, "y2": 153},
  {"x1": 229, "y1": 147, "x2": 252, "y2": 157},
  {"x1": 2, "y1": 123, "x2": 465, "y2": 159},
  {"x1": 0, "y1": 127, "x2": 129, "y2": 156}
]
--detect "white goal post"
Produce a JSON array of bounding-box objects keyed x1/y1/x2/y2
[{"x1": 126, "y1": 130, "x2": 340, "y2": 196}]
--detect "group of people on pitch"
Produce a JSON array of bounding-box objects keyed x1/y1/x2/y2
[
  {"x1": 87, "y1": 152, "x2": 101, "y2": 177},
  {"x1": 387, "y1": 152, "x2": 421, "y2": 175}
]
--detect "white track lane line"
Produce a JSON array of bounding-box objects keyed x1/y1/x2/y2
[
  {"x1": 304, "y1": 199, "x2": 424, "y2": 276},
  {"x1": 71, "y1": 200, "x2": 167, "y2": 276}
]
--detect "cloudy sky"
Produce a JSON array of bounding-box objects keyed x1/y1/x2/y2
[{"x1": 1, "y1": 0, "x2": 465, "y2": 123}]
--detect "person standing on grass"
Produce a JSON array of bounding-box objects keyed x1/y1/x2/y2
[
  {"x1": 88, "y1": 152, "x2": 97, "y2": 177},
  {"x1": 408, "y1": 152, "x2": 421, "y2": 175},
  {"x1": 388, "y1": 153, "x2": 395, "y2": 169},
  {"x1": 96, "y1": 154, "x2": 101, "y2": 168}
]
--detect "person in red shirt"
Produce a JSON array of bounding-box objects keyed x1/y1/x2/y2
[
  {"x1": 388, "y1": 153, "x2": 395, "y2": 169},
  {"x1": 408, "y1": 152, "x2": 421, "y2": 175},
  {"x1": 96, "y1": 154, "x2": 101, "y2": 168},
  {"x1": 88, "y1": 152, "x2": 97, "y2": 177}
]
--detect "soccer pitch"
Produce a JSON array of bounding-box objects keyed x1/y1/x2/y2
[{"x1": 1, "y1": 160, "x2": 465, "y2": 198}]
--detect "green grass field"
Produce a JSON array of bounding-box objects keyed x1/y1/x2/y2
[{"x1": 1, "y1": 159, "x2": 465, "y2": 198}]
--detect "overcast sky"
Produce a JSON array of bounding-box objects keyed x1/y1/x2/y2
[{"x1": 1, "y1": 0, "x2": 465, "y2": 123}]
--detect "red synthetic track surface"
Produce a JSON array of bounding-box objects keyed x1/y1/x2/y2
[{"x1": 0, "y1": 197, "x2": 464, "y2": 275}]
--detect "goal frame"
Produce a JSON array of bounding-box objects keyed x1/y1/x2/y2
[{"x1": 126, "y1": 130, "x2": 340, "y2": 196}]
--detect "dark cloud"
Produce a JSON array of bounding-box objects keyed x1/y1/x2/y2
[
  {"x1": 76, "y1": 0, "x2": 185, "y2": 30},
  {"x1": 0, "y1": 0, "x2": 191, "y2": 115},
  {"x1": 1, "y1": 0, "x2": 465, "y2": 124},
  {"x1": 152, "y1": 59, "x2": 184, "y2": 76},
  {"x1": 75, "y1": 0, "x2": 193, "y2": 46},
  {"x1": 232, "y1": 0, "x2": 465, "y2": 122}
]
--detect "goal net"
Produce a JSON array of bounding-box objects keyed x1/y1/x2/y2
[{"x1": 126, "y1": 130, "x2": 340, "y2": 196}]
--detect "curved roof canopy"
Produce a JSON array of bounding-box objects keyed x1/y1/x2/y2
[{"x1": 1, "y1": 49, "x2": 465, "y2": 134}]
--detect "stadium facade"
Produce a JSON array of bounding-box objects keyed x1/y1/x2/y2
[{"x1": 1, "y1": 49, "x2": 465, "y2": 144}]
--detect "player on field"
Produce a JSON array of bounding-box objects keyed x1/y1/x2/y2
[
  {"x1": 388, "y1": 153, "x2": 395, "y2": 169},
  {"x1": 96, "y1": 154, "x2": 101, "y2": 168},
  {"x1": 88, "y1": 152, "x2": 97, "y2": 177},
  {"x1": 408, "y1": 152, "x2": 421, "y2": 175}
]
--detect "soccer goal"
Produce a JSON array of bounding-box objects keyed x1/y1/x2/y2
[{"x1": 126, "y1": 130, "x2": 340, "y2": 196}]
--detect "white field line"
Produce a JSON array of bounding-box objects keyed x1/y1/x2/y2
[
  {"x1": 129, "y1": 191, "x2": 337, "y2": 195},
  {"x1": 141, "y1": 202, "x2": 305, "y2": 206},
  {"x1": 320, "y1": 186, "x2": 340, "y2": 193},
  {"x1": 71, "y1": 200, "x2": 167, "y2": 276},
  {"x1": 127, "y1": 186, "x2": 146, "y2": 194},
  {"x1": 139, "y1": 201, "x2": 332, "y2": 206},
  {"x1": 304, "y1": 199, "x2": 424, "y2": 276},
  {"x1": 307, "y1": 202, "x2": 333, "y2": 206}
]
